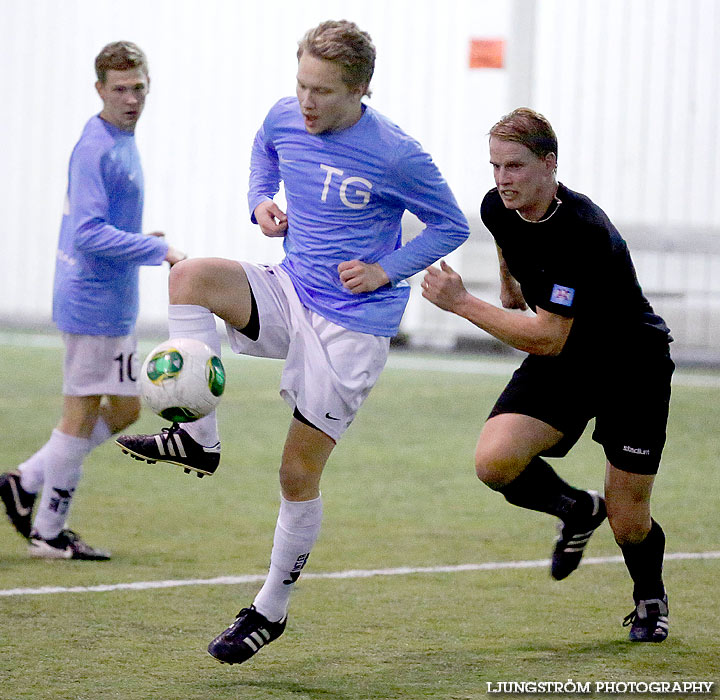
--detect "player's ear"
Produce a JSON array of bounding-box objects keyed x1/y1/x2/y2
[
  {"x1": 353, "y1": 83, "x2": 368, "y2": 100},
  {"x1": 545, "y1": 152, "x2": 557, "y2": 173}
]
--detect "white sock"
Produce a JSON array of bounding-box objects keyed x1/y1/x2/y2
[
  {"x1": 253, "y1": 496, "x2": 323, "y2": 622},
  {"x1": 168, "y1": 304, "x2": 221, "y2": 447},
  {"x1": 32, "y1": 430, "x2": 91, "y2": 539},
  {"x1": 18, "y1": 440, "x2": 53, "y2": 494},
  {"x1": 19, "y1": 417, "x2": 113, "y2": 495}
]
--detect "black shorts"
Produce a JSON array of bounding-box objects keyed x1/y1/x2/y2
[{"x1": 488, "y1": 343, "x2": 674, "y2": 475}]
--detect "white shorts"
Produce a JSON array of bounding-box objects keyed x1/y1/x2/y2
[
  {"x1": 62, "y1": 333, "x2": 140, "y2": 397},
  {"x1": 226, "y1": 263, "x2": 390, "y2": 441}
]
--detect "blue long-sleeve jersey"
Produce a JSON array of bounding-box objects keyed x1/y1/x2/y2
[
  {"x1": 248, "y1": 97, "x2": 469, "y2": 336},
  {"x1": 52, "y1": 116, "x2": 168, "y2": 336}
]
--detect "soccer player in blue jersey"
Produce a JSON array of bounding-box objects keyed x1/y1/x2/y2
[
  {"x1": 422, "y1": 108, "x2": 673, "y2": 642},
  {"x1": 0, "y1": 42, "x2": 185, "y2": 560},
  {"x1": 117, "y1": 20, "x2": 469, "y2": 663}
]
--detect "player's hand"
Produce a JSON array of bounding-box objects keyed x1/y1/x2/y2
[
  {"x1": 499, "y1": 277, "x2": 528, "y2": 310},
  {"x1": 165, "y1": 245, "x2": 188, "y2": 267},
  {"x1": 338, "y1": 260, "x2": 389, "y2": 294},
  {"x1": 254, "y1": 201, "x2": 288, "y2": 238},
  {"x1": 421, "y1": 260, "x2": 469, "y2": 312}
]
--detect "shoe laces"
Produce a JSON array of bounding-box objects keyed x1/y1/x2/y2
[
  {"x1": 222, "y1": 607, "x2": 257, "y2": 636},
  {"x1": 59, "y1": 529, "x2": 80, "y2": 544},
  {"x1": 234, "y1": 606, "x2": 258, "y2": 622},
  {"x1": 623, "y1": 598, "x2": 666, "y2": 626},
  {"x1": 160, "y1": 423, "x2": 183, "y2": 436},
  {"x1": 622, "y1": 609, "x2": 638, "y2": 627}
]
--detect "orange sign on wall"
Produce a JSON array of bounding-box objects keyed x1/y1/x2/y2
[{"x1": 469, "y1": 38, "x2": 505, "y2": 69}]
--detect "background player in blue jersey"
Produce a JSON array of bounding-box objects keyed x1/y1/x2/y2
[
  {"x1": 422, "y1": 108, "x2": 673, "y2": 643},
  {"x1": 0, "y1": 42, "x2": 185, "y2": 560},
  {"x1": 117, "y1": 20, "x2": 469, "y2": 664}
]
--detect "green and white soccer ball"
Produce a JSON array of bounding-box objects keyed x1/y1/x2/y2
[{"x1": 140, "y1": 338, "x2": 226, "y2": 423}]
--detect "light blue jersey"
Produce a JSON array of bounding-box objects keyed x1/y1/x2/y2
[
  {"x1": 248, "y1": 97, "x2": 469, "y2": 336},
  {"x1": 53, "y1": 116, "x2": 168, "y2": 336}
]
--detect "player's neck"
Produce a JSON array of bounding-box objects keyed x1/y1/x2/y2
[
  {"x1": 517, "y1": 182, "x2": 560, "y2": 223},
  {"x1": 98, "y1": 111, "x2": 136, "y2": 133},
  {"x1": 330, "y1": 103, "x2": 365, "y2": 133}
]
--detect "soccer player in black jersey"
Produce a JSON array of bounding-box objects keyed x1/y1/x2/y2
[{"x1": 422, "y1": 108, "x2": 673, "y2": 642}]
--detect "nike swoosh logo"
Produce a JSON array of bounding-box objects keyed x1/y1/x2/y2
[
  {"x1": 324, "y1": 412, "x2": 340, "y2": 421},
  {"x1": 10, "y1": 480, "x2": 31, "y2": 517}
]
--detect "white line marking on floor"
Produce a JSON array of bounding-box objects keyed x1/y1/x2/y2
[{"x1": 1, "y1": 551, "x2": 717, "y2": 598}]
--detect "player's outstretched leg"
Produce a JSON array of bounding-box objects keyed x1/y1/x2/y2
[
  {"x1": 551, "y1": 489, "x2": 607, "y2": 580},
  {"x1": 115, "y1": 423, "x2": 220, "y2": 477},
  {"x1": 0, "y1": 471, "x2": 37, "y2": 539},
  {"x1": 28, "y1": 528, "x2": 111, "y2": 560},
  {"x1": 207, "y1": 606, "x2": 287, "y2": 665}
]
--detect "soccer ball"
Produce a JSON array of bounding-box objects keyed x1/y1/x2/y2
[{"x1": 140, "y1": 338, "x2": 226, "y2": 423}]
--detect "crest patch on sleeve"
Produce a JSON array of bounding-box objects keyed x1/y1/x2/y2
[{"x1": 550, "y1": 284, "x2": 575, "y2": 307}]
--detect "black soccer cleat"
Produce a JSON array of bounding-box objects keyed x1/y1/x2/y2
[
  {"x1": 551, "y1": 490, "x2": 606, "y2": 580},
  {"x1": 623, "y1": 595, "x2": 669, "y2": 642},
  {"x1": 28, "y1": 528, "x2": 111, "y2": 560},
  {"x1": 115, "y1": 423, "x2": 220, "y2": 477},
  {"x1": 0, "y1": 471, "x2": 37, "y2": 539},
  {"x1": 208, "y1": 606, "x2": 287, "y2": 665}
]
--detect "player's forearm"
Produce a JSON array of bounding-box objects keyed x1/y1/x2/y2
[
  {"x1": 364, "y1": 138, "x2": 471, "y2": 284},
  {"x1": 248, "y1": 130, "x2": 281, "y2": 222},
  {"x1": 381, "y1": 222, "x2": 470, "y2": 285},
  {"x1": 452, "y1": 294, "x2": 566, "y2": 356},
  {"x1": 75, "y1": 220, "x2": 168, "y2": 264}
]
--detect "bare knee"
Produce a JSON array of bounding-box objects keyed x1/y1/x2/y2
[
  {"x1": 277, "y1": 419, "x2": 334, "y2": 500},
  {"x1": 605, "y1": 465, "x2": 654, "y2": 546},
  {"x1": 103, "y1": 398, "x2": 141, "y2": 433},
  {"x1": 168, "y1": 258, "x2": 208, "y2": 305},
  {"x1": 117, "y1": 404, "x2": 141, "y2": 431},
  {"x1": 168, "y1": 258, "x2": 251, "y2": 328},
  {"x1": 58, "y1": 395, "x2": 102, "y2": 438},
  {"x1": 474, "y1": 444, "x2": 524, "y2": 490},
  {"x1": 606, "y1": 501, "x2": 652, "y2": 546},
  {"x1": 474, "y1": 414, "x2": 560, "y2": 490},
  {"x1": 279, "y1": 462, "x2": 320, "y2": 501},
  {"x1": 169, "y1": 257, "x2": 239, "y2": 307}
]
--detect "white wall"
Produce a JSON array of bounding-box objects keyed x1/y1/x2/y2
[
  {"x1": 2, "y1": 0, "x2": 719, "y2": 353},
  {"x1": 532, "y1": 0, "x2": 720, "y2": 228},
  {"x1": 0, "y1": 0, "x2": 508, "y2": 326}
]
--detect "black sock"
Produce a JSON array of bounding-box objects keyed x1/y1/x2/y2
[
  {"x1": 497, "y1": 457, "x2": 593, "y2": 524},
  {"x1": 620, "y1": 519, "x2": 666, "y2": 602}
]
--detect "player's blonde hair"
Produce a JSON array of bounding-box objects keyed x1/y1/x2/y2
[
  {"x1": 490, "y1": 108, "x2": 558, "y2": 161},
  {"x1": 95, "y1": 41, "x2": 148, "y2": 84},
  {"x1": 297, "y1": 20, "x2": 375, "y2": 97}
]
